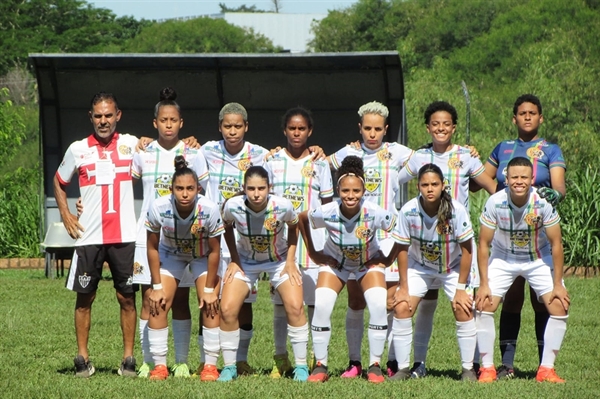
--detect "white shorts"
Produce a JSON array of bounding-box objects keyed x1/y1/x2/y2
[
  {"x1": 407, "y1": 260, "x2": 460, "y2": 301},
  {"x1": 467, "y1": 238, "x2": 480, "y2": 290},
  {"x1": 133, "y1": 245, "x2": 195, "y2": 287},
  {"x1": 220, "y1": 256, "x2": 258, "y2": 303},
  {"x1": 319, "y1": 264, "x2": 385, "y2": 283},
  {"x1": 188, "y1": 257, "x2": 224, "y2": 282},
  {"x1": 487, "y1": 256, "x2": 559, "y2": 301},
  {"x1": 232, "y1": 260, "x2": 293, "y2": 295},
  {"x1": 271, "y1": 266, "x2": 318, "y2": 306}
]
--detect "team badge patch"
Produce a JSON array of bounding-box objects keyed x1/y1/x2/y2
[
  {"x1": 526, "y1": 147, "x2": 544, "y2": 159},
  {"x1": 178, "y1": 239, "x2": 192, "y2": 254},
  {"x1": 510, "y1": 231, "x2": 530, "y2": 247},
  {"x1": 284, "y1": 185, "x2": 304, "y2": 210},
  {"x1": 448, "y1": 158, "x2": 464, "y2": 169},
  {"x1": 78, "y1": 273, "x2": 91, "y2": 289},
  {"x1": 119, "y1": 145, "x2": 132, "y2": 155},
  {"x1": 301, "y1": 166, "x2": 316, "y2": 178},
  {"x1": 191, "y1": 224, "x2": 206, "y2": 236},
  {"x1": 154, "y1": 174, "x2": 171, "y2": 197},
  {"x1": 377, "y1": 148, "x2": 392, "y2": 161},
  {"x1": 250, "y1": 236, "x2": 269, "y2": 252},
  {"x1": 218, "y1": 176, "x2": 241, "y2": 199},
  {"x1": 342, "y1": 245, "x2": 362, "y2": 261},
  {"x1": 364, "y1": 168, "x2": 382, "y2": 192},
  {"x1": 264, "y1": 217, "x2": 280, "y2": 231},
  {"x1": 355, "y1": 226, "x2": 373, "y2": 240},
  {"x1": 524, "y1": 213, "x2": 542, "y2": 227},
  {"x1": 421, "y1": 242, "x2": 441, "y2": 262},
  {"x1": 133, "y1": 262, "x2": 144, "y2": 275},
  {"x1": 436, "y1": 223, "x2": 454, "y2": 235},
  {"x1": 238, "y1": 159, "x2": 252, "y2": 171}
]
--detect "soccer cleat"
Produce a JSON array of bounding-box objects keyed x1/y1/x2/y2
[
  {"x1": 270, "y1": 353, "x2": 293, "y2": 378},
  {"x1": 200, "y1": 364, "x2": 219, "y2": 381},
  {"x1": 386, "y1": 360, "x2": 398, "y2": 377},
  {"x1": 461, "y1": 367, "x2": 478, "y2": 382},
  {"x1": 217, "y1": 365, "x2": 238, "y2": 382},
  {"x1": 536, "y1": 366, "x2": 565, "y2": 383},
  {"x1": 308, "y1": 350, "x2": 316, "y2": 371},
  {"x1": 117, "y1": 356, "x2": 137, "y2": 377},
  {"x1": 367, "y1": 363, "x2": 385, "y2": 383},
  {"x1": 307, "y1": 362, "x2": 329, "y2": 382},
  {"x1": 293, "y1": 365, "x2": 310, "y2": 382},
  {"x1": 74, "y1": 355, "x2": 95, "y2": 378},
  {"x1": 171, "y1": 363, "x2": 190, "y2": 378},
  {"x1": 340, "y1": 360, "x2": 362, "y2": 378},
  {"x1": 149, "y1": 364, "x2": 169, "y2": 380},
  {"x1": 478, "y1": 366, "x2": 497, "y2": 383},
  {"x1": 137, "y1": 362, "x2": 153, "y2": 378},
  {"x1": 236, "y1": 361, "x2": 256, "y2": 376},
  {"x1": 410, "y1": 362, "x2": 427, "y2": 379},
  {"x1": 389, "y1": 367, "x2": 410, "y2": 381},
  {"x1": 496, "y1": 364, "x2": 515, "y2": 380}
]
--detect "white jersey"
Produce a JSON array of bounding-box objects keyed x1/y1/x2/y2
[
  {"x1": 264, "y1": 149, "x2": 334, "y2": 269},
  {"x1": 56, "y1": 132, "x2": 138, "y2": 246},
  {"x1": 309, "y1": 200, "x2": 396, "y2": 269},
  {"x1": 222, "y1": 195, "x2": 298, "y2": 263},
  {"x1": 131, "y1": 140, "x2": 209, "y2": 246},
  {"x1": 393, "y1": 197, "x2": 473, "y2": 273},
  {"x1": 480, "y1": 188, "x2": 560, "y2": 262},
  {"x1": 398, "y1": 145, "x2": 485, "y2": 210},
  {"x1": 145, "y1": 194, "x2": 224, "y2": 260}
]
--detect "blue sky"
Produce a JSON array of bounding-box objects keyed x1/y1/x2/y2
[{"x1": 90, "y1": 1, "x2": 357, "y2": 20}]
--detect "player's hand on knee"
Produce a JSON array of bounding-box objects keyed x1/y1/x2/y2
[
  {"x1": 452, "y1": 290, "x2": 473, "y2": 316},
  {"x1": 548, "y1": 285, "x2": 570, "y2": 312},
  {"x1": 475, "y1": 285, "x2": 492, "y2": 311}
]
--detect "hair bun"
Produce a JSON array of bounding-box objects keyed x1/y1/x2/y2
[
  {"x1": 174, "y1": 155, "x2": 187, "y2": 170},
  {"x1": 160, "y1": 87, "x2": 177, "y2": 102},
  {"x1": 341, "y1": 155, "x2": 363, "y2": 170}
]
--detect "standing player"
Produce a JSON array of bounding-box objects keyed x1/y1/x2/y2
[
  {"x1": 218, "y1": 166, "x2": 309, "y2": 382},
  {"x1": 390, "y1": 164, "x2": 477, "y2": 381},
  {"x1": 55, "y1": 92, "x2": 138, "y2": 377},
  {"x1": 264, "y1": 107, "x2": 334, "y2": 377},
  {"x1": 482, "y1": 94, "x2": 566, "y2": 379},
  {"x1": 476, "y1": 157, "x2": 569, "y2": 383},
  {"x1": 145, "y1": 156, "x2": 222, "y2": 381}
]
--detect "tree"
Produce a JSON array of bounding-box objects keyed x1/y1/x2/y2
[
  {"x1": 218, "y1": 3, "x2": 266, "y2": 13},
  {"x1": 271, "y1": 0, "x2": 283, "y2": 12}
]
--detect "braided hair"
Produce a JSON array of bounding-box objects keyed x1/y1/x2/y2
[{"x1": 417, "y1": 163, "x2": 454, "y2": 231}]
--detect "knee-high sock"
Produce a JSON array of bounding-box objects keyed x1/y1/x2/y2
[
  {"x1": 288, "y1": 323, "x2": 309, "y2": 365},
  {"x1": 535, "y1": 310, "x2": 550, "y2": 364},
  {"x1": 476, "y1": 311, "x2": 496, "y2": 368},
  {"x1": 413, "y1": 298, "x2": 437, "y2": 364},
  {"x1": 392, "y1": 317, "x2": 412, "y2": 369},
  {"x1": 172, "y1": 319, "x2": 191, "y2": 364},
  {"x1": 456, "y1": 319, "x2": 477, "y2": 370},
  {"x1": 202, "y1": 326, "x2": 220, "y2": 366},
  {"x1": 148, "y1": 327, "x2": 169, "y2": 366},
  {"x1": 499, "y1": 311, "x2": 520, "y2": 367},
  {"x1": 219, "y1": 329, "x2": 239, "y2": 367},
  {"x1": 540, "y1": 315, "x2": 568, "y2": 368},
  {"x1": 386, "y1": 312, "x2": 395, "y2": 361},
  {"x1": 345, "y1": 308, "x2": 364, "y2": 363},
  {"x1": 311, "y1": 287, "x2": 338, "y2": 366},
  {"x1": 273, "y1": 305, "x2": 288, "y2": 356},
  {"x1": 364, "y1": 287, "x2": 388, "y2": 366},
  {"x1": 237, "y1": 325, "x2": 253, "y2": 362},
  {"x1": 139, "y1": 318, "x2": 152, "y2": 364}
]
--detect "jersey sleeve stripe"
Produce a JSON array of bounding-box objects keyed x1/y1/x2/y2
[
  {"x1": 457, "y1": 228, "x2": 474, "y2": 242},
  {"x1": 480, "y1": 215, "x2": 497, "y2": 229},
  {"x1": 471, "y1": 164, "x2": 485, "y2": 178}
]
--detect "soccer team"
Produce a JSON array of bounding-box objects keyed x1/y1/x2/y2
[{"x1": 54, "y1": 89, "x2": 569, "y2": 384}]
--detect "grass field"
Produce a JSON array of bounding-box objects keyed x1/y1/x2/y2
[{"x1": 0, "y1": 269, "x2": 598, "y2": 398}]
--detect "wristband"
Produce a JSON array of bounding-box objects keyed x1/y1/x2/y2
[
  {"x1": 203, "y1": 286, "x2": 215, "y2": 294},
  {"x1": 456, "y1": 283, "x2": 467, "y2": 291},
  {"x1": 152, "y1": 283, "x2": 163, "y2": 290}
]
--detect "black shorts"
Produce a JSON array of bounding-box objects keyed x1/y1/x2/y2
[{"x1": 66, "y1": 243, "x2": 138, "y2": 294}]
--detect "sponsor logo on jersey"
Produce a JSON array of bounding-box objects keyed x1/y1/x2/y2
[
  {"x1": 218, "y1": 176, "x2": 242, "y2": 199},
  {"x1": 406, "y1": 208, "x2": 420, "y2": 217},
  {"x1": 133, "y1": 262, "x2": 144, "y2": 275},
  {"x1": 355, "y1": 226, "x2": 373, "y2": 240},
  {"x1": 284, "y1": 185, "x2": 304, "y2": 209},
  {"x1": 119, "y1": 145, "x2": 132, "y2": 155},
  {"x1": 178, "y1": 239, "x2": 193, "y2": 254},
  {"x1": 78, "y1": 273, "x2": 91, "y2": 288},
  {"x1": 421, "y1": 242, "x2": 441, "y2": 262},
  {"x1": 526, "y1": 147, "x2": 544, "y2": 159},
  {"x1": 250, "y1": 236, "x2": 269, "y2": 252},
  {"x1": 342, "y1": 245, "x2": 362, "y2": 261},
  {"x1": 377, "y1": 148, "x2": 392, "y2": 161},
  {"x1": 154, "y1": 174, "x2": 172, "y2": 196},
  {"x1": 510, "y1": 231, "x2": 530, "y2": 247},
  {"x1": 264, "y1": 217, "x2": 281, "y2": 231},
  {"x1": 364, "y1": 168, "x2": 382, "y2": 192}
]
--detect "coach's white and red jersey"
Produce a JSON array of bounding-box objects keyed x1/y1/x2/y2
[
  {"x1": 264, "y1": 149, "x2": 333, "y2": 269},
  {"x1": 480, "y1": 188, "x2": 560, "y2": 262},
  {"x1": 393, "y1": 197, "x2": 473, "y2": 273},
  {"x1": 56, "y1": 133, "x2": 137, "y2": 246},
  {"x1": 145, "y1": 194, "x2": 224, "y2": 260},
  {"x1": 222, "y1": 195, "x2": 298, "y2": 263},
  {"x1": 131, "y1": 140, "x2": 209, "y2": 246},
  {"x1": 398, "y1": 145, "x2": 485, "y2": 211},
  {"x1": 309, "y1": 200, "x2": 396, "y2": 269}
]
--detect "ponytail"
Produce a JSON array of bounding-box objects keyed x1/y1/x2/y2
[{"x1": 417, "y1": 163, "x2": 454, "y2": 233}]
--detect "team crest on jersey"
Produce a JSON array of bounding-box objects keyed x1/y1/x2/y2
[
  {"x1": 118, "y1": 145, "x2": 132, "y2": 155},
  {"x1": 78, "y1": 273, "x2": 91, "y2": 288},
  {"x1": 377, "y1": 148, "x2": 392, "y2": 161},
  {"x1": 284, "y1": 185, "x2": 304, "y2": 209},
  {"x1": 524, "y1": 213, "x2": 542, "y2": 227},
  {"x1": 133, "y1": 262, "x2": 144, "y2": 275},
  {"x1": 436, "y1": 222, "x2": 454, "y2": 235},
  {"x1": 218, "y1": 176, "x2": 242, "y2": 199},
  {"x1": 191, "y1": 224, "x2": 206, "y2": 236},
  {"x1": 238, "y1": 159, "x2": 252, "y2": 171},
  {"x1": 443, "y1": 178, "x2": 451, "y2": 193},
  {"x1": 264, "y1": 217, "x2": 281, "y2": 231},
  {"x1": 250, "y1": 236, "x2": 269, "y2": 252},
  {"x1": 178, "y1": 239, "x2": 192, "y2": 254},
  {"x1": 448, "y1": 158, "x2": 464, "y2": 169},
  {"x1": 421, "y1": 242, "x2": 441, "y2": 262},
  {"x1": 154, "y1": 174, "x2": 172, "y2": 196},
  {"x1": 511, "y1": 231, "x2": 530, "y2": 247},
  {"x1": 301, "y1": 166, "x2": 316, "y2": 178},
  {"x1": 526, "y1": 147, "x2": 544, "y2": 159},
  {"x1": 342, "y1": 245, "x2": 362, "y2": 261},
  {"x1": 355, "y1": 226, "x2": 373, "y2": 240},
  {"x1": 364, "y1": 168, "x2": 382, "y2": 192}
]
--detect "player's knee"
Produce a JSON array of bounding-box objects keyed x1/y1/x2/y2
[{"x1": 393, "y1": 301, "x2": 413, "y2": 318}]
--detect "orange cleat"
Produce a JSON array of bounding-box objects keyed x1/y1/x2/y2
[
  {"x1": 367, "y1": 363, "x2": 385, "y2": 384},
  {"x1": 478, "y1": 366, "x2": 497, "y2": 383},
  {"x1": 200, "y1": 364, "x2": 219, "y2": 381},
  {"x1": 307, "y1": 362, "x2": 329, "y2": 383},
  {"x1": 149, "y1": 364, "x2": 169, "y2": 381},
  {"x1": 536, "y1": 366, "x2": 565, "y2": 383}
]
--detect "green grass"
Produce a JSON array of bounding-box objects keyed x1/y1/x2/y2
[{"x1": 0, "y1": 270, "x2": 598, "y2": 398}]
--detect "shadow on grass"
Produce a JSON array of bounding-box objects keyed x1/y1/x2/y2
[{"x1": 57, "y1": 366, "x2": 115, "y2": 375}]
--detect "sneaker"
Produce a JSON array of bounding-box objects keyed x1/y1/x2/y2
[
  {"x1": 367, "y1": 363, "x2": 385, "y2": 384},
  {"x1": 340, "y1": 360, "x2": 362, "y2": 378},
  {"x1": 386, "y1": 360, "x2": 398, "y2": 377},
  {"x1": 293, "y1": 365, "x2": 310, "y2": 382},
  {"x1": 74, "y1": 355, "x2": 95, "y2": 378},
  {"x1": 117, "y1": 356, "x2": 137, "y2": 377},
  {"x1": 536, "y1": 366, "x2": 565, "y2": 383},
  {"x1": 171, "y1": 363, "x2": 190, "y2": 378},
  {"x1": 217, "y1": 365, "x2": 238, "y2": 382},
  {"x1": 410, "y1": 362, "x2": 427, "y2": 379},
  {"x1": 137, "y1": 362, "x2": 153, "y2": 378},
  {"x1": 478, "y1": 366, "x2": 497, "y2": 383},
  {"x1": 200, "y1": 364, "x2": 219, "y2": 381},
  {"x1": 236, "y1": 361, "x2": 256, "y2": 376},
  {"x1": 149, "y1": 364, "x2": 169, "y2": 381},
  {"x1": 496, "y1": 364, "x2": 515, "y2": 380},
  {"x1": 270, "y1": 353, "x2": 293, "y2": 378},
  {"x1": 307, "y1": 362, "x2": 329, "y2": 382},
  {"x1": 389, "y1": 367, "x2": 410, "y2": 381},
  {"x1": 461, "y1": 368, "x2": 478, "y2": 382}
]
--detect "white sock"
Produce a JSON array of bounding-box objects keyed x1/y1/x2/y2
[
  {"x1": 197, "y1": 334, "x2": 205, "y2": 363},
  {"x1": 364, "y1": 287, "x2": 388, "y2": 366},
  {"x1": 413, "y1": 297, "x2": 437, "y2": 364},
  {"x1": 148, "y1": 327, "x2": 169, "y2": 366},
  {"x1": 476, "y1": 311, "x2": 495, "y2": 367},
  {"x1": 312, "y1": 287, "x2": 338, "y2": 366},
  {"x1": 237, "y1": 328, "x2": 253, "y2": 362},
  {"x1": 172, "y1": 319, "x2": 191, "y2": 364},
  {"x1": 288, "y1": 323, "x2": 309, "y2": 366},
  {"x1": 386, "y1": 312, "x2": 396, "y2": 361},
  {"x1": 456, "y1": 319, "x2": 477, "y2": 370},
  {"x1": 392, "y1": 317, "x2": 412, "y2": 369},
  {"x1": 219, "y1": 329, "x2": 239, "y2": 366},
  {"x1": 307, "y1": 306, "x2": 315, "y2": 326},
  {"x1": 540, "y1": 315, "x2": 568, "y2": 368},
  {"x1": 139, "y1": 318, "x2": 152, "y2": 364},
  {"x1": 345, "y1": 308, "x2": 364, "y2": 362},
  {"x1": 202, "y1": 327, "x2": 220, "y2": 366},
  {"x1": 273, "y1": 305, "x2": 288, "y2": 356}
]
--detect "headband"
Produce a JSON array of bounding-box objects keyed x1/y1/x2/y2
[{"x1": 337, "y1": 173, "x2": 365, "y2": 186}]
